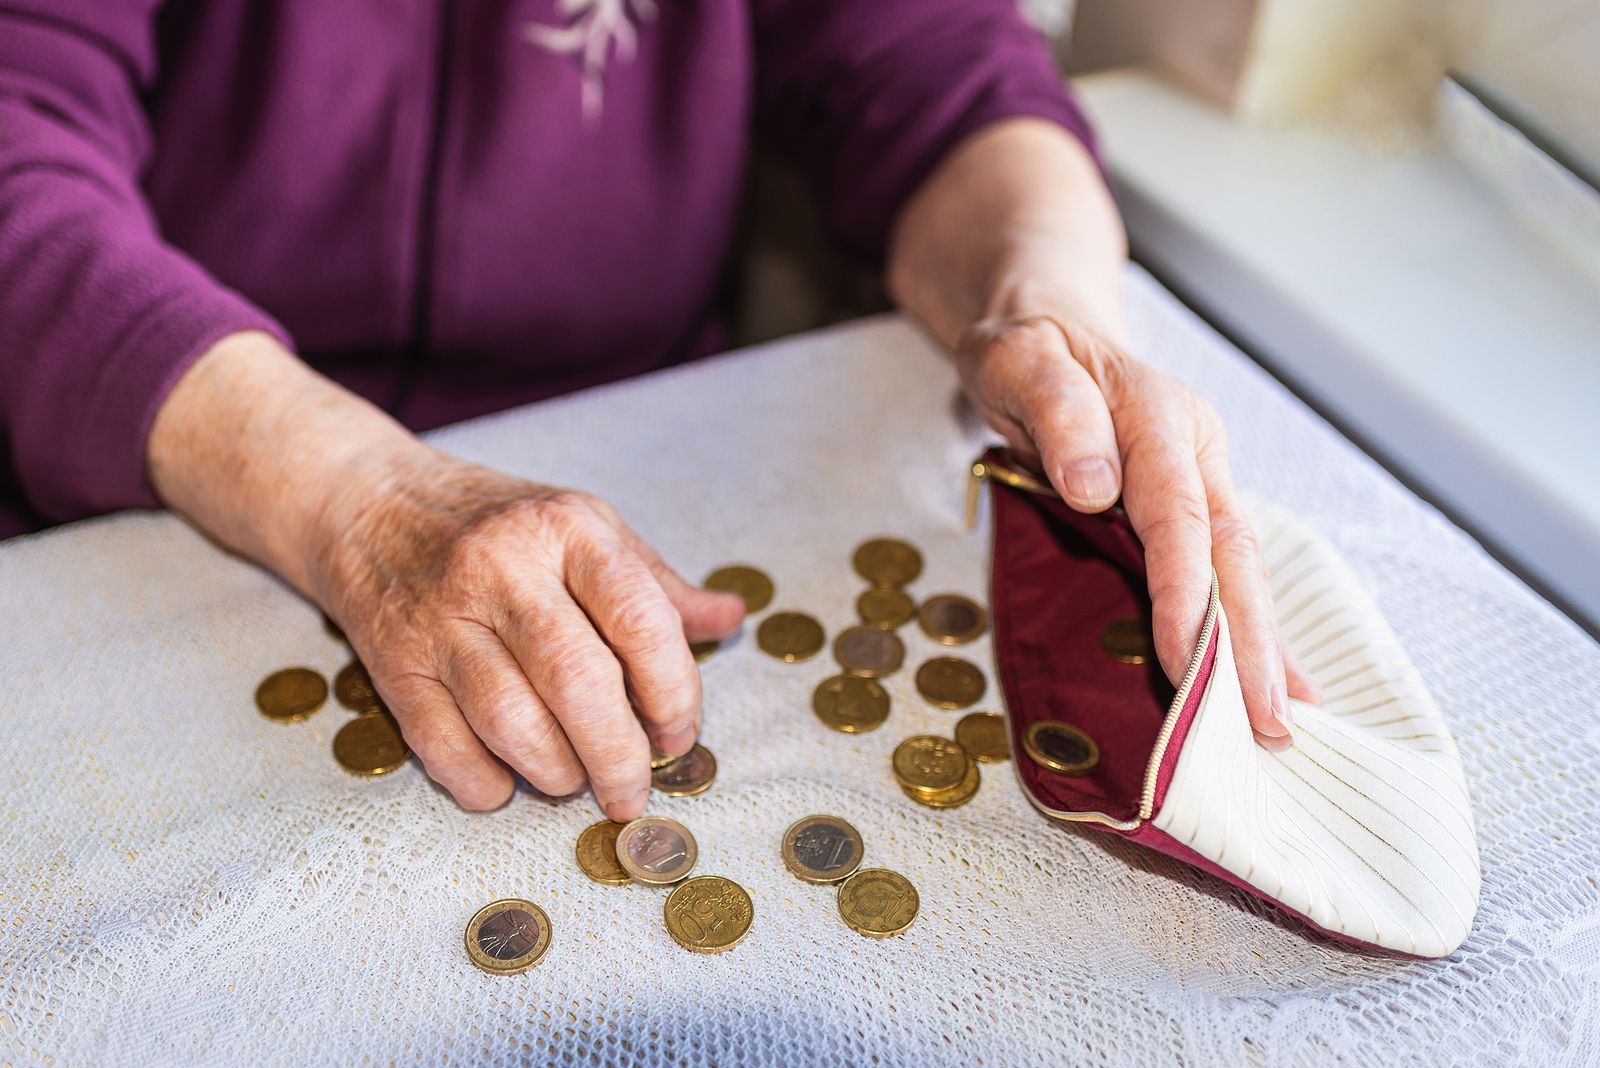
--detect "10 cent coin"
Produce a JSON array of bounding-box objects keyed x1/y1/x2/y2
[
  {"x1": 914, "y1": 656, "x2": 986, "y2": 709},
  {"x1": 255, "y1": 667, "x2": 328, "y2": 722},
  {"x1": 852, "y1": 539, "x2": 923, "y2": 588},
  {"x1": 954, "y1": 711, "x2": 1010, "y2": 763},
  {"x1": 663, "y1": 876, "x2": 754, "y2": 953},
  {"x1": 332, "y1": 712, "x2": 410, "y2": 775},
  {"x1": 575, "y1": 820, "x2": 631, "y2": 886},
  {"x1": 703, "y1": 566, "x2": 774, "y2": 614}
]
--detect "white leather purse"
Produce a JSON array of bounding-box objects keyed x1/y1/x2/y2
[{"x1": 975, "y1": 449, "x2": 1480, "y2": 957}]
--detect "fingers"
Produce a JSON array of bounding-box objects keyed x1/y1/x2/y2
[
  {"x1": 1116, "y1": 392, "x2": 1216, "y2": 689},
  {"x1": 442, "y1": 623, "x2": 587, "y2": 798},
  {"x1": 564, "y1": 528, "x2": 704, "y2": 757},
  {"x1": 609, "y1": 515, "x2": 744, "y2": 642},
  {"x1": 497, "y1": 579, "x2": 652, "y2": 822},
  {"x1": 383, "y1": 674, "x2": 515, "y2": 811},
  {"x1": 1195, "y1": 425, "x2": 1293, "y2": 749},
  {"x1": 966, "y1": 318, "x2": 1123, "y2": 511}
]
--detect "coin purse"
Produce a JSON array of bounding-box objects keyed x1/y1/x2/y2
[{"x1": 970, "y1": 448, "x2": 1480, "y2": 957}]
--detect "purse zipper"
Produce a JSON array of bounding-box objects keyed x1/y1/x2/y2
[{"x1": 971, "y1": 452, "x2": 1223, "y2": 827}]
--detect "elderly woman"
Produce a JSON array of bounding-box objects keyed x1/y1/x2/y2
[{"x1": 0, "y1": 1, "x2": 1312, "y2": 821}]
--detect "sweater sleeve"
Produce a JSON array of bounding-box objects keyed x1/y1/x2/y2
[
  {"x1": 751, "y1": 0, "x2": 1102, "y2": 263},
  {"x1": 0, "y1": 3, "x2": 289, "y2": 524}
]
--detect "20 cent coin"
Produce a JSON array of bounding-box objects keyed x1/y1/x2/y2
[
  {"x1": 914, "y1": 656, "x2": 986, "y2": 709},
  {"x1": 254, "y1": 667, "x2": 328, "y2": 722},
  {"x1": 837, "y1": 868, "x2": 919, "y2": 938},
  {"x1": 756, "y1": 611, "x2": 825, "y2": 662}
]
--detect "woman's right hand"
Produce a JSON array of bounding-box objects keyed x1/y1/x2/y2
[
  {"x1": 312, "y1": 456, "x2": 745, "y2": 816},
  {"x1": 149, "y1": 331, "x2": 742, "y2": 819}
]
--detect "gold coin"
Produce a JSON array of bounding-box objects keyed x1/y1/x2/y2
[
  {"x1": 916, "y1": 594, "x2": 989, "y2": 645},
  {"x1": 663, "y1": 876, "x2": 754, "y2": 954},
  {"x1": 851, "y1": 538, "x2": 923, "y2": 588},
  {"x1": 756, "y1": 611, "x2": 825, "y2": 662},
  {"x1": 1022, "y1": 720, "x2": 1101, "y2": 776},
  {"x1": 689, "y1": 640, "x2": 720, "y2": 662},
  {"x1": 464, "y1": 899, "x2": 552, "y2": 975},
  {"x1": 703, "y1": 565, "x2": 774, "y2": 614},
  {"x1": 1100, "y1": 617, "x2": 1153, "y2": 665},
  {"x1": 781, "y1": 815, "x2": 864, "y2": 884},
  {"x1": 615, "y1": 816, "x2": 699, "y2": 886},
  {"x1": 333, "y1": 661, "x2": 381, "y2": 711},
  {"x1": 954, "y1": 711, "x2": 1009, "y2": 763},
  {"x1": 903, "y1": 759, "x2": 980, "y2": 808},
  {"x1": 254, "y1": 667, "x2": 328, "y2": 722},
  {"x1": 651, "y1": 743, "x2": 717, "y2": 797},
  {"x1": 332, "y1": 711, "x2": 410, "y2": 775},
  {"x1": 832, "y1": 625, "x2": 905, "y2": 678},
  {"x1": 837, "y1": 868, "x2": 919, "y2": 938},
  {"x1": 575, "y1": 821, "x2": 631, "y2": 886},
  {"x1": 856, "y1": 587, "x2": 915, "y2": 629},
  {"x1": 914, "y1": 656, "x2": 986, "y2": 709},
  {"x1": 812, "y1": 675, "x2": 891, "y2": 733},
  {"x1": 650, "y1": 747, "x2": 678, "y2": 770},
  {"x1": 892, "y1": 735, "x2": 970, "y2": 794}
]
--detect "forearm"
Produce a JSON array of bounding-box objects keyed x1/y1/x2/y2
[
  {"x1": 147, "y1": 331, "x2": 424, "y2": 599},
  {"x1": 887, "y1": 117, "x2": 1128, "y2": 349}
]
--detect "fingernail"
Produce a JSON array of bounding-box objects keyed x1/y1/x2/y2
[
  {"x1": 1063, "y1": 458, "x2": 1118, "y2": 506},
  {"x1": 1272, "y1": 684, "x2": 1294, "y2": 733},
  {"x1": 605, "y1": 788, "x2": 650, "y2": 823}
]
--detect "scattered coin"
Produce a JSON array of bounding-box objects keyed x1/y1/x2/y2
[
  {"x1": 703, "y1": 565, "x2": 774, "y2": 614},
  {"x1": 782, "y1": 815, "x2": 865, "y2": 884},
  {"x1": 832, "y1": 625, "x2": 906, "y2": 678},
  {"x1": 651, "y1": 743, "x2": 717, "y2": 797},
  {"x1": 857, "y1": 587, "x2": 915, "y2": 629},
  {"x1": 837, "y1": 868, "x2": 920, "y2": 938},
  {"x1": 615, "y1": 816, "x2": 699, "y2": 886},
  {"x1": 575, "y1": 821, "x2": 631, "y2": 886},
  {"x1": 464, "y1": 899, "x2": 553, "y2": 975},
  {"x1": 690, "y1": 640, "x2": 720, "y2": 662},
  {"x1": 914, "y1": 656, "x2": 986, "y2": 709},
  {"x1": 254, "y1": 667, "x2": 328, "y2": 722},
  {"x1": 1100, "y1": 617, "x2": 1153, "y2": 665},
  {"x1": 812, "y1": 675, "x2": 891, "y2": 733},
  {"x1": 902, "y1": 759, "x2": 980, "y2": 809},
  {"x1": 333, "y1": 661, "x2": 381, "y2": 711},
  {"x1": 892, "y1": 735, "x2": 970, "y2": 795},
  {"x1": 333, "y1": 711, "x2": 411, "y2": 775},
  {"x1": 663, "y1": 876, "x2": 754, "y2": 954},
  {"x1": 916, "y1": 594, "x2": 989, "y2": 645},
  {"x1": 1023, "y1": 720, "x2": 1101, "y2": 776},
  {"x1": 852, "y1": 538, "x2": 923, "y2": 588},
  {"x1": 756, "y1": 611, "x2": 826, "y2": 662},
  {"x1": 954, "y1": 711, "x2": 1010, "y2": 763}
]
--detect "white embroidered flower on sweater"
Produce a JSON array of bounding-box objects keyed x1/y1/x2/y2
[{"x1": 523, "y1": 0, "x2": 657, "y2": 120}]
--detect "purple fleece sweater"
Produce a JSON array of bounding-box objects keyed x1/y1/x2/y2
[{"x1": 0, "y1": 1, "x2": 1094, "y2": 537}]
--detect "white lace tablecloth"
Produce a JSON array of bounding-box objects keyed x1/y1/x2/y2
[{"x1": 2, "y1": 268, "x2": 1596, "y2": 1067}]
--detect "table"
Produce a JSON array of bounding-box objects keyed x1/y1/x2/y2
[{"x1": 3, "y1": 268, "x2": 1596, "y2": 1067}]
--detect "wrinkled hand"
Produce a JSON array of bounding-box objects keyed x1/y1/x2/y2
[
  {"x1": 956, "y1": 315, "x2": 1320, "y2": 748},
  {"x1": 316, "y1": 452, "x2": 745, "y2": 816}
]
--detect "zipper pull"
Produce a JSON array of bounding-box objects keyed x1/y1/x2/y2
[{"x1": 965, "y1": 459, "x2": 990, "y2": 530}]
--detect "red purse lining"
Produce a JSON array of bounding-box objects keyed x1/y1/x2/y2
[{"x1": 989, "y1": 453, "x2": 1176, "y2": 824}]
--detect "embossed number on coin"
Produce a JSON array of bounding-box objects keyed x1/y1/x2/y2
[
  {"x1": 664, "y1": 876, "x2": 754, "y2": 953},
  {"x1": 837, "y1": 868, "x2": 919, "y2": 938},
  {"x1": 782, "y1": 815, "x2": 864, "y2": 884},
  {"x1": 616, "y1": 816, "x2": 699, "y2": 886}
]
